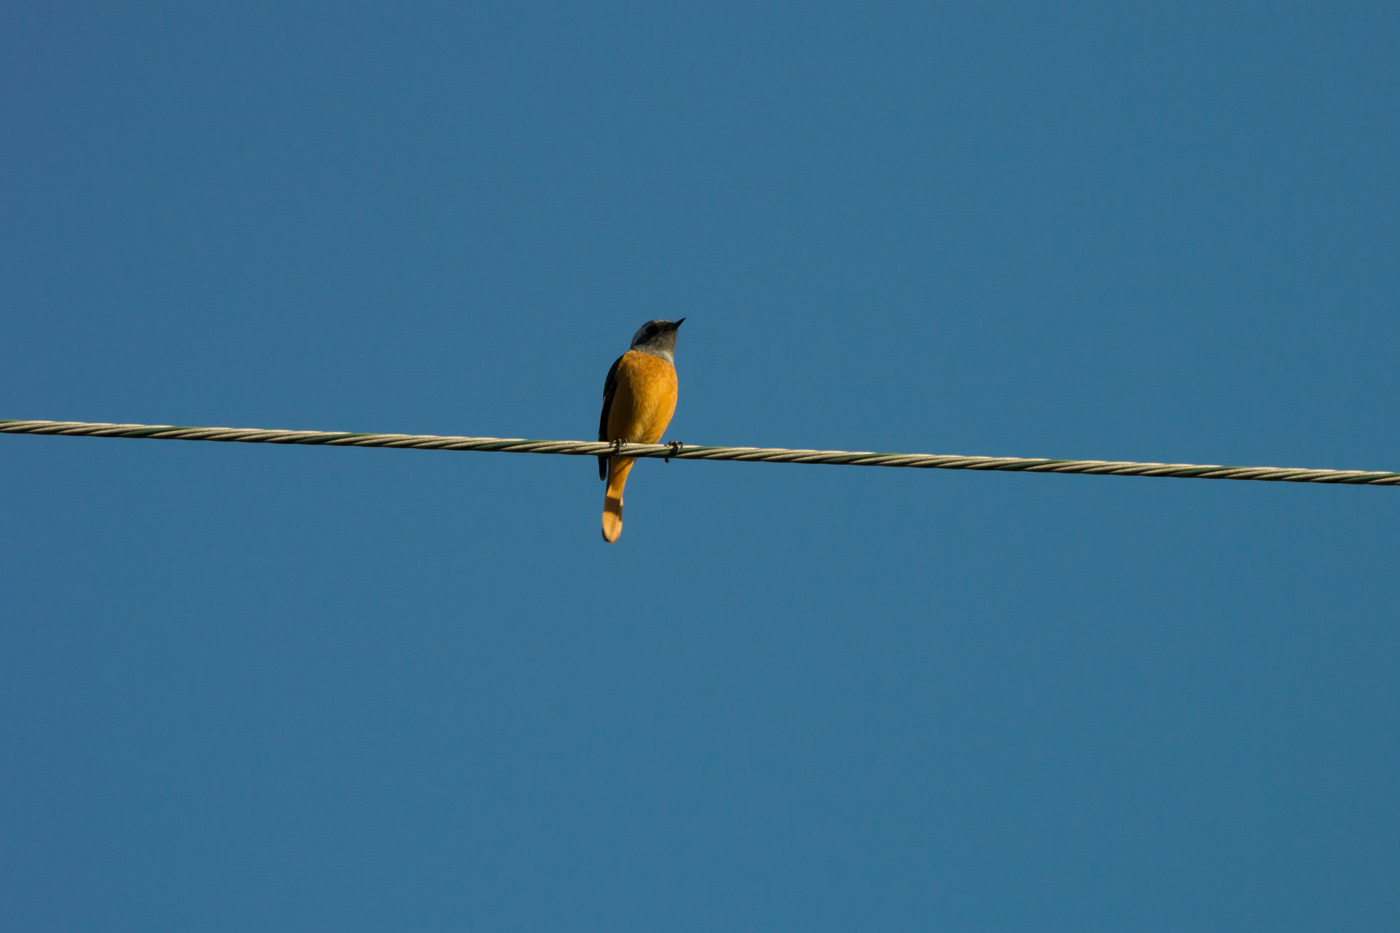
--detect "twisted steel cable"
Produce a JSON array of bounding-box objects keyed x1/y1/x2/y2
[{"x1": 2, "y1": 418, "x2": 1397, "y2": 486}]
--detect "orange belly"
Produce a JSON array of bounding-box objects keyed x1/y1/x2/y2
[{"x1": 606, "y1": 350, "x2": 678, "y2": 444}]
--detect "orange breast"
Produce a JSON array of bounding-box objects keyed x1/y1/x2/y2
[{"x1": 606, "y1": 350, "x2": 678, "y2": 445}]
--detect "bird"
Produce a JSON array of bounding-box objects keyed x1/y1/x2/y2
[{"x1": 597, "y1": 318, "x2": 684, "y2": 542}]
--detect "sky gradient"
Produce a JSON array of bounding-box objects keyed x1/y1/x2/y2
[{"x1": 3, "y1": 3, "x2": 1398, "y2": 930}]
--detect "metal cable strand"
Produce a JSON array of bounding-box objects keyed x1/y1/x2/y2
[{"x1": 2, "y1": 418, "x2": 1397, "y2": 486}]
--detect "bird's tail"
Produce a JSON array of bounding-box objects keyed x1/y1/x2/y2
[{"x1": 601, "y1": 456, "x2": 635, "y2": 543}]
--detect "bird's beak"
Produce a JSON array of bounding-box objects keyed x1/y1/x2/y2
[{"x1": 672, "y1": 318, "x2": 685, "y2": 329}]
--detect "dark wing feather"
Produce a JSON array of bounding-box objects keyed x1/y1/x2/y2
[{"x1": 598, "y1": 354, "x2": 622, "y2": 479}]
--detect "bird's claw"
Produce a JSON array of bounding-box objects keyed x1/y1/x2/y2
[{"x1": 665, "y1": 440, "x2": 683, "y2": 463}]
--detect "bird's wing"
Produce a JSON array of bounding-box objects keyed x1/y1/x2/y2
[{"x1": 598, "y1": 354, "x2": 623, "y2": 480}]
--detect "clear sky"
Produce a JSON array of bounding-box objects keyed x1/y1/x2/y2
[{"x1": 3, "y1": 3, "x2": 1398, "y2": 929}]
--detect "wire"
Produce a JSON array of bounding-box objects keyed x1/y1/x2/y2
[{"x1": 2, "y1": 418, "x2": 1396, "y2": 486}]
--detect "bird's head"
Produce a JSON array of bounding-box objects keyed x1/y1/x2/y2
[{"x1": 629, "y1": 318, "x2": 685, "y2": 363}]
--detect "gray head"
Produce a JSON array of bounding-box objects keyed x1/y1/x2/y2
[{"x1": 629, "y1": 318, "x2": 685, "y2": 364}]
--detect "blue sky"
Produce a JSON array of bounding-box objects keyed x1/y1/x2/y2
[{"x1": 3, "y1": 3, "x2": 1398, "y2": 929}]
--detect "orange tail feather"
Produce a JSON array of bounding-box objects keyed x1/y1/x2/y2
[{"x1": 601, "y1": 457, "x2": 635, "y2": 543}]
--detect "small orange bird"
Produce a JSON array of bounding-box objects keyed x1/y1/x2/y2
[{"x1": 597, "y1": 318, "x2": 684, "y2": 542}]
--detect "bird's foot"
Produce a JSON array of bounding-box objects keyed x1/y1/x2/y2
[
  {"x1": 665, "y1": 440, "x2": 683, "y2": 463},
  {"x1": 611, "y1": 438, "x2": 626, "y2": 456}
]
